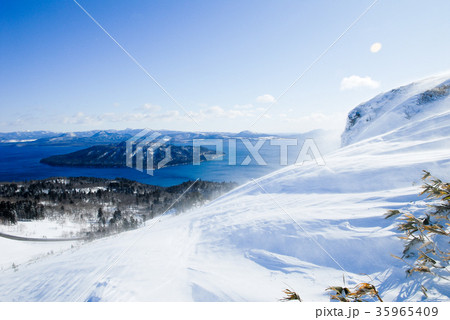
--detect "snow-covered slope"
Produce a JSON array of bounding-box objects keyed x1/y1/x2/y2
[
  {"x1": 341, "y1": 72, "x2": 450, "y2": 147},
  {"x1": 1, "y1": 74, "x2": 449, "y2": 301}
]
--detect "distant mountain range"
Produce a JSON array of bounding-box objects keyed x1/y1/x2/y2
[
  {"x1": 0, "y1": 129, "x2": 281, "y2": 147},
  {"x1": 0, "y1": 129, "x2": 138, "y2": 146},
  {"x1": 0, "y1": 128, "x2": 338, "y2": 146}
]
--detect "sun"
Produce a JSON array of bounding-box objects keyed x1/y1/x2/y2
[{"x1": 370, "y1": 42, "x2": 382, "y2": 53}]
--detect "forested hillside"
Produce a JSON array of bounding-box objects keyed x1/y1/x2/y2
[{"x1": 0, "y1": 177, "x2": 236, "y2": 238}]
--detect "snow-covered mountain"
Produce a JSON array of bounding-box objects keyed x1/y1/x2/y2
[
  {"x1": 342, "y1": 72, "x2": 450, "y2": 147},
  {"x1": 1, "y1": 73, "x2": 449, "y2": 301}
]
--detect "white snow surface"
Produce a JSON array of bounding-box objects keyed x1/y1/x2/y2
[
  {"x1": 0, "y1": 219, "x2": 89, "y2": 239},
  {"x1": 1, "y1": 74, "x2": 450, "y2": 301}
]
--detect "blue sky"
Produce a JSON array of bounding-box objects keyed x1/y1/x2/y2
[{"x1": 1, "y1": 0, "x2": 450, "y2": 133}]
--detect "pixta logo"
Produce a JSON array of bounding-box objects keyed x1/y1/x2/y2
[
  {"x1": 126, "y1": 129, "x2": 172, "y2": 176},
  {"x1": 192, "y1": 138, "x2": 325, "y2": 167}
]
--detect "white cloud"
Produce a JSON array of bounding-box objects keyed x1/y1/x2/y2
[
  {"x1": 340, "y1": 75, "x2": 380, "y2": 90},
  {"x1": 370, "y1": 42, "x2": 382, "y2": 53},
  {"x1": 233, "y1": 104, "x2": 254, "y2": 110},
  {"x1": 110, "y1": 110, "x2": 180, "y2": 122},
  {"x1": 63, "y1": 109, "x2": 182, "y2": 126},
  {"x1": 155, "y1": 110, "x2": 180, "y2": 121},
  {"x1": 185, "y1": 104, "x2": 260, "y2": 122},
  {"x1": 277, "y1": 111, "x2": 347, "y2": 131},
  {"x1": 142, "y1": 103, "x2": 162, "y2": 112},
  {"x1": 63, "y1": 112, "x2": 98, "y2": 125},
  {"x1": 202, "y1": 106, "x2": 249, "y2": 119},
  {"x1": 100, "y1": 112, "x2": 150, "y2": 122},
  {"x1": 204, "y1": 105, "x2": 225, "y2": 116},
  {"x1": 256, "y1": 94, "x2": 276, "y2": 103}
]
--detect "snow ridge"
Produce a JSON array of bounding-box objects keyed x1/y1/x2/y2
[{"x1": 341, "y1": 73, "x2": 450, "y2": 147}]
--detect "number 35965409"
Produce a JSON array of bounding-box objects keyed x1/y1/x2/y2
[{"x1": 375, "y1": 306, "x2": 438, "y2": 317}]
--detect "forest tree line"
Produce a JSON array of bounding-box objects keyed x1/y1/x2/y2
[{"x1": 0, "y1": 177, "x2": 237, "y2": 237}]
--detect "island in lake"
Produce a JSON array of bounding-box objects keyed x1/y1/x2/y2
[{"x1": 40, "y1": 141, "x2": 221, "y2": 170}]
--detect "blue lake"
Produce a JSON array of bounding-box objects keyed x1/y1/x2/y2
[{"x1": 0, "y1": 141, "x2": 308, "y2": 186}]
